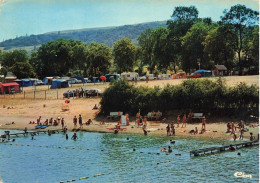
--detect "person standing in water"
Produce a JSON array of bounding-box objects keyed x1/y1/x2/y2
[{"x1": 71, "y1": 133, "x2": 78, "y2": 140}]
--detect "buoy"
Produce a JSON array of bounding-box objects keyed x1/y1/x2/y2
[
  {"x1": 148, "y1": 152, "x2": 151, "y2": 154},
  {"x1": 79, "y1": 177, "x2": 89, "y2": 180},
  {"x1": 46, "y1": 146, "x2": 48, "y2": 148},
  {"x1": 27, "y1": 145, "x2": 30, "y2": 146},
  {"x1": 58, "y1": 147, "x2": 61, "y2": 149},
  {"x1": 101, "y1": 149, "x2": 104, "y2": 151},
  {"x1": 133, "y1": 148, "x2": 136, "y2": 151},
  {"x1": 157, "y1": 162, "x2": 160, "y2": 165},
  {"x1": 86, "y1": 148, "x2": 89, "y2": 150},
  {"x1": 39, "y1": 145, "x2": 42, "y2": 147},
  {"x1": 94, "y1": 148, "x2": 96, "y2": 151},
  {"x1": 10, "y1": 144, "x2": 12, "y2": 145},
  {"x1": 94, "y1": 174, "x2": 104, "y2": 177},
  {"x1": 156, "y1": 153, "x2": 160, "y2": 155},
  {"x1": 72, "y1": 179, "x2": 76, "y2": 182},
  {"x1": 72, "y1": 148, "x2": 75, "y2": 150}
]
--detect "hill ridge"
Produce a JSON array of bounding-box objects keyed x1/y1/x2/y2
[{"x1": 0, "y1": 20, "x2": 167, "y2": 52}]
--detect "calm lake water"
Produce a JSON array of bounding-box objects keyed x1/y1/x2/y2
[{"x1": 0, "y1": 130, "x2": 259, "y2": 183}]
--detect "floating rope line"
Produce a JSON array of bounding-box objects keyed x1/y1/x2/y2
[{"x1": 2, "y1": 143, "x2": 183, "y2": 157}]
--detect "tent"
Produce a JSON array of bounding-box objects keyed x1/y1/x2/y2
[
  {"x1": 17, "y1": 79, "x2": 36, "y2": 87},
  {"x1": 105, "y1": 74, "x2": 120, "y2": 82},
  {"x1": 71, "y1": 76, "x2": 85, "y2": 83},
  {"x1": 43, "y1": 76, "x2": 59, "y2": 85},
  {"x1": 91, "y1": 77, "x2": 100, "y2": 83},
  {"x1": 50, "y1": 79, "x2": 70, "y2": 89},
  {"x1": 0, "y1": 83, "x2": 20, "y2": 94},
  {"x1": 195, "y1": 70, "x2": 212, "y2": 77}
]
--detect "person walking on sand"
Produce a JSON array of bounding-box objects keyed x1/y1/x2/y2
[
  {"x1": 79, "y1": 114, "x2": 83, "y2": 128},
  {"x1": 201, "y1": 117, "x2": 206, "y2": 132},
  {"x1": 182, "y1": 114, "x2": 187, "y2": 128},
  {"x1": 166, "y1": 124, "x2": 170, "y2": 136},
  {"x1": 231, "y1": 122, "x2": 235, "y2": 134},
  {"x1": 73, "y1": 116, "x2": 77, "y2": 128},
  {"x1": 61, "y1": 118, "x2": 65, "y2": 129},
  {"x1": 177, "y1": 115, "x2": 180, "y2": 127}
]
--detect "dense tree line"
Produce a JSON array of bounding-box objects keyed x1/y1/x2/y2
[
  {"x1": 0, "y1": 4, "x2": 258, "y2": 79},
  {"x1": 100, "y1": 79, "x2": 259, "y2": 119},
  {"x1": 138, "y1": 5, "x2": 258, "y2": 75}
]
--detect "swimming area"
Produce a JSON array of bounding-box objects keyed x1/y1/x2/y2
[{"x1": 0, "y1": 130, "x2": 259, "y2": 183}]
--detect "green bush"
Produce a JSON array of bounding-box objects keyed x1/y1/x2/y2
[{"x1": 100, "y1": 78, "x2": 259, "y2": 118}]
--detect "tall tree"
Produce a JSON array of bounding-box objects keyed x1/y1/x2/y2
[
  {"x1": 242, "y1": 27, "x2": 259, "y2": 73},
  {"x1": 87, "y1": 42, "x2": 112, "y2": 76},
  {"x1": 113, "y1": 38, "x2": 138, "y2": 73},
  {"x1": 204, "y1": 25, "x2": 237, "y2": 74},
  {"x1": 0, "y1": 49, "x2": 28, "y2": 68},
  {"x1": 10, "y1": 62, "x2": 37, "y2": 79},
  {"x1": 182, "y1": 22, "x2": 214, "y2": 73},
  {"x1": 36, "y1": 39, "x2": 87, "y2": 77},
  {"x1": 167, "y1": 6, "x2": 199, "y2": 73},
  {"x1": 138, "y1": 29, "x2": 154, "y2": 73},
  {"x1": 221, "y1": 4, "x2": 259, "y2": 75},
  {"x1": 151, "y1": 27, "x2": 171, "y2": 72}
]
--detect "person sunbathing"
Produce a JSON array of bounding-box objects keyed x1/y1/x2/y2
[{"x1": 93, "y1": 104, "x2": 98, "y2": 110}]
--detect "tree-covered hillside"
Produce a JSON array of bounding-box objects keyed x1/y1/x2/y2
[{"x1": 0, "y1": 21, "x2": 166, "y2": 51}]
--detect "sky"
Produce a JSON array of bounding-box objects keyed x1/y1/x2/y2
[{"x1": 0, "y1": 0, "x2": 259, "y2": 41}]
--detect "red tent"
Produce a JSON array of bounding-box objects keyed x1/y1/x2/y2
[{"x1": 0, "y1": 82, "x2": 20, "y2": 94}]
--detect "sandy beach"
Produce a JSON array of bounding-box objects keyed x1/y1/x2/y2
[{"x1": 0, "y1": 75, "x2": 259, "y2": 140}]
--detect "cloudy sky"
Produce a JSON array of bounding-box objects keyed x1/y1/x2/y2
[{"x1": 0, "y1": 0, "x2": 258, "y2": 41}]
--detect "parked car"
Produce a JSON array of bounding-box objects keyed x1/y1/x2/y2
[
  {"x1": 84, "y1": 78, "x2": 92, "y2": 83},
  {"x1": 139, "y1": 74, "x2": 157, "y2": 80},
  {"x1": 158, "y1": 74, "x2": 171, "y2": 80},
  {"x1": 188, "y1": 72, "x2": 202, "y2": 78},
  {"x1": 36, "y1": 79, "x2": 44, "y2": 85},
  {"x1": 84, "y1": 89, "x2": 102, "y2": 97},
  {"x1": 69, "y1": 78, "x2": 81, "y2": 84},
  {"x1": 63, "y1": 90, "x2": 76, "y2": 98}
]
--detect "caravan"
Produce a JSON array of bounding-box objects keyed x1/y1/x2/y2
[{"x1": 120, "y1": 72, "x2": 139, "y2": 81}]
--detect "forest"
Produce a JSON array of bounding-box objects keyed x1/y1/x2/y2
[{"x1": 0, "y1": 5, "x2": 258, "y2": 79}]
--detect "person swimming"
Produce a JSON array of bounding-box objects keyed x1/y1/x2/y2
[
  {"x1": 168, "y1": 146, "x2": 172, "y2": 153},
  {"x1": 71, "y1": 133, "x2": 78, "y2": 140},
  {"x1": 161, "y1": 148, "x2": 166, "y2": 152}
]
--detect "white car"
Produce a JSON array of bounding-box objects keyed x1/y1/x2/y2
[
  {"x1": 69, "y1": 78, "x2": 81, "y2": 84},
  {"x1": 139, "y1": 74, "x2": 157, "y2": 80}
]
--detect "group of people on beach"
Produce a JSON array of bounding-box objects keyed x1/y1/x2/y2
[
  {"x1": 73, "y1": 115, "x2": 93, "y2": 128},
  {"x1": 29, "y1": 116, "x2": 65, "y2": 127}
]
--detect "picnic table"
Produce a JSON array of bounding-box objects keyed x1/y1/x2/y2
[
  {"x1": 107, "y1": 112, "x2": 123, "y2": 120},
  {"x1": 192, "y1": 113, "x2": 204, "y2": 122}
]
